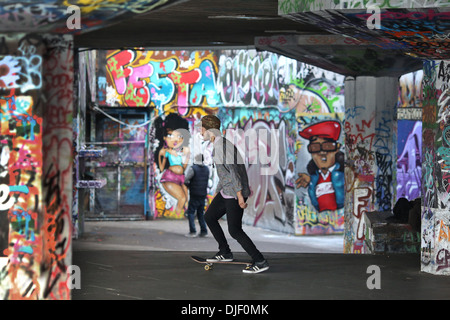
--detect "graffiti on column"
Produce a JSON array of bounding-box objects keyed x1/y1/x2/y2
[
  {"x1": 344, "y1": 104, "x2": 375, "y2": 253},
  {"x1": 422, "y1": 60, "x2": 450, "y2": 275},
  {"x1": 0, "y1": 34, "x2": 72, "y2": 300},
  {"x1": 41, "y1": 35, "x2": 73, "y2": 300},
  {"x1": 0, "y1": 37, "x2": 44, "y2": 300}
]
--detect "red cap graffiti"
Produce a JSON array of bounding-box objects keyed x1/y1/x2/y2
[{"x1": 299, "y1": 120, "x2": 341, "y2": 141}]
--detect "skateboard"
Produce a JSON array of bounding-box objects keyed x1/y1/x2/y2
[{"x1": 191, "y1": 256, "x2": 251, "y2": 271}]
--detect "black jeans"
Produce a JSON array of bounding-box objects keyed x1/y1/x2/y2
[{"x1": 204, "y1": 192, "x2": 264, "y2": 262}]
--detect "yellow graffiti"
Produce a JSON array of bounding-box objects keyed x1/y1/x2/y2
[
  {"x1": 438, "y1": 220, "x2": 449, "y2": 242},
  {"x1": 296, "y1": 204, "x2": 343, "y2": 232},
  {"x1": 63, "y1": 0, "x2": 168, "y2": 14}
]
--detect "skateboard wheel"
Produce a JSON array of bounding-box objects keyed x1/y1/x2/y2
[{"x1": 204, "y1": 264, "x2": 213, "y2": 271}]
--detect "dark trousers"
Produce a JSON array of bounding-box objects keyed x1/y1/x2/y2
[
  {"x1": 204, "y1": 192, "x2": 264, "y2": 262},
  {"x1": 186, "y1": 195, "x2": 208, "y2": 234}
]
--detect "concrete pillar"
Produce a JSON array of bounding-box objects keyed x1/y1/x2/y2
[
  {"x1": 344, "y1": 76, "x2": 398, "y2": 253},
  {"x1": 0, "y1": 33, "x2": 73, "y2": 299},
  {"x1": 421, "y1": 60, "x2": 450, "y2": 275}
]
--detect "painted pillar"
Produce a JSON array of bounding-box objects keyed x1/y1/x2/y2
[
  {"x1": 0, "y1": 33, "x2": 73, "y2": 300},
  {"x1": 421, "y1": 60, "x2": 450, "y2": 275},
  {"x1": 344, "y1": 76, "x2": 398, "y2": 253}
]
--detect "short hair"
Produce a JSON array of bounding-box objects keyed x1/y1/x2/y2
[
  {"x1": 201, "y1": 115, "x2": 221, "y2": 131},
  {"x1": 194, "y1": 153, "x2": 204, "y2": 164}
]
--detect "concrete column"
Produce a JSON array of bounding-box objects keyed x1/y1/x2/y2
[
  {"x1": 421, "y1": 60, "x2": 450, "y2": 275},
  {"x1": 0, "y1": 33, "x2": 73, "y2": 300},
  {"x1": 344, "y1": 76, "x2": 398, "y2": 253}
]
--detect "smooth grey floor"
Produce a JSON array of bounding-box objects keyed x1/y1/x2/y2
[{"x1": 71, "y1": 220, "x2": 450, "y2": 301}]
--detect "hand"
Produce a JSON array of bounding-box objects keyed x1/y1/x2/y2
[
  {"x1": 296, "y1": 173, "x2": 311, "y2": 188},
  {"x1": 237, "y1": 193, "x2": 247, "y2": 209}
]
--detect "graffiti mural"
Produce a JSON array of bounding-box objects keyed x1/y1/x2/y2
[
  {"x1": 102, "y1": 50, "x2": 221, "y2": 114},
  {"x1": 397, "y1": 70, "x2": 423, "y2": 202},
  {"x1": 218, "y1": 108, "x2": 297, "y2": 234},
  {"x1": 296, "y1": 116, "x2": 345, "y2": 235},
  {"x1": 153, "y1": 113, "x2": 190, "y2": 218},
  {"x1": 422, "y1": 60, "x2": 450, "y2": 275},
  {"x1": 96, "y1": 49, "x2": 345, "y2": 234},
  {"x1": 397, "y1": 121, "x2": 422, "y2": 201},
  {"x1": 0, "y1": 34, "x2": 73, "y2": 300}
]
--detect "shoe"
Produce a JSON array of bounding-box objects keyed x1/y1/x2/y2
[
  {"x1": 185, "y1": 232, "x2": 197, "y2": 238},
  {"x1": 243, "y1": 260, "x2": 269, "y2": 274},
  {"x1": 206, "y1": 252, "x2": 233, "y2": 262},
  {"x1": 199, "y1": 232, "x2": 208, "y2": 237}
]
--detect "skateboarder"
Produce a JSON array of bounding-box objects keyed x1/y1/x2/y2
[{"x1": 200, "y1": 115, "x2": 269, "y2": 274}]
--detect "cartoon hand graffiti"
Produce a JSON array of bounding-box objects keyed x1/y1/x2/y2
[{"x1": 296, "y1": 120, "x2": 345, "y2": 212}]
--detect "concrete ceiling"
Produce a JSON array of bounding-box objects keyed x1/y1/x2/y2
[
  {"x1": 73, "y1": 0, "x2": 426, "y2": 77},
  {"x1": 0, "y1": 0, "x2": 433, "y2": 76},
  {"x1": 73, "y1": 0, "x2": 331, "y2": 48}
]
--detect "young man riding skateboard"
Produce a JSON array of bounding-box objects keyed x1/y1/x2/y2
[{"x1": 200, "y1": 115, "x2": 269, "y2": 274}]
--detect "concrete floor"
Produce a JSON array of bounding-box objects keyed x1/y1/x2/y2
[{"x1": 72, "y1": 220, "x2": 450, "y2": 301}]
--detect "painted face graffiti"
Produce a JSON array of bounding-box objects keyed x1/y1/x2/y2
[
  {"x1": 296, "y1": 121, "x2": 345, "y2": 212},
  {"x1": 309, "y1": 137, "x2": 340, "y2": 174}
]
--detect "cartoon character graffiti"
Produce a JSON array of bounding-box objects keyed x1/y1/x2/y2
[
  {"x1": 154, "y1": 113, "x2": 191, "y2": 217},
  {"x1": 296, "y1": 120, "x2": 344, "y2": 212}
]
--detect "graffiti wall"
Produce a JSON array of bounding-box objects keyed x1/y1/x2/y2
[
  {"x1": 0, "y1": 34, "x2": 73, "y2": 300},
  {"x1": 0, "y1": 0, "x2": 172, "y2": 34},
  {"x1": 96, "y1": 49, "x2": 345, "y2": 234},
  {"x1": 422, "y1": 60, "x2": 450, "y2": 275},
  {"x1": 397, "y1": 70, "x2": 423, "y2": 201},
  {"x1": 344, "y1": 77, "x2": 398, "y2": 253}
]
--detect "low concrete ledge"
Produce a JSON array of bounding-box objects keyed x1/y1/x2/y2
[{"x1": 364, "y1": 211, "x2": 420, "y2": 254}]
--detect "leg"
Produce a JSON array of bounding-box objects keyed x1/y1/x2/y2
[
  {"x1": 204, "y1": 193, "x2": 230, "y2": 254},
  {"x1": 162, "y1": 181, "x2": 187, "y2": 216},
  {"x1": 185, "y1": 198, "x2": 197, "y2": 233},
  {"x1": 224, "y1": 198, "x2": 265, "y2": 262},
  {"x1": 182, "y1": 184, "x2": 189, "y2": 210},
  {"x1": 196, "y1": 196, "x2": 208, "y2": 234}
]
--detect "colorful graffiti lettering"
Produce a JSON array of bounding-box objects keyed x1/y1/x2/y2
[
  {"x1": 0, "y1": 34, "x2": 72, "y2": 300},
  {"x1": 102, "y1": 49, "x2": 345, "y2": 116},
  {"x1": 105, "y1": 50, "x2": 220, "y2": 115}
]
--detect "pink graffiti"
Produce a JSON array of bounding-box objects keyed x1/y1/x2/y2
[{"x1": 436, "y1": 249, "x2": 450, "y2": 272}]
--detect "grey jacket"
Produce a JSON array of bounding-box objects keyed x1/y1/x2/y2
[{"x1": 212, "y1": 136, "x2": 250, "y2": 198}]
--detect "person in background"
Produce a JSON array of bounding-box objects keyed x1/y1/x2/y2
[{"x1": 184, "y1": 154, "x2": 209, "y2": 238}]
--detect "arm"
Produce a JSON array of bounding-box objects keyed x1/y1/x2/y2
[
  {"x1": 182, "y1": 146, "x2": 190, "y2": 170},
  {"x1": 236, "y1": 190, "x2": 247, "y2": 209},
  {"x1": 184, "y1": 166, "x2": 194, "y2": 185},
  {"x1": 158, "y1": 148, "x2": 167, "y2": 172},
  {"x1": 296, "y1": 173, "x2": 311, "y2": 188}
]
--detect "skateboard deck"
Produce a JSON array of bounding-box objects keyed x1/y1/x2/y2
[{"x1": 191, "y1": 256, "x2": 251, "y2": 271}]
